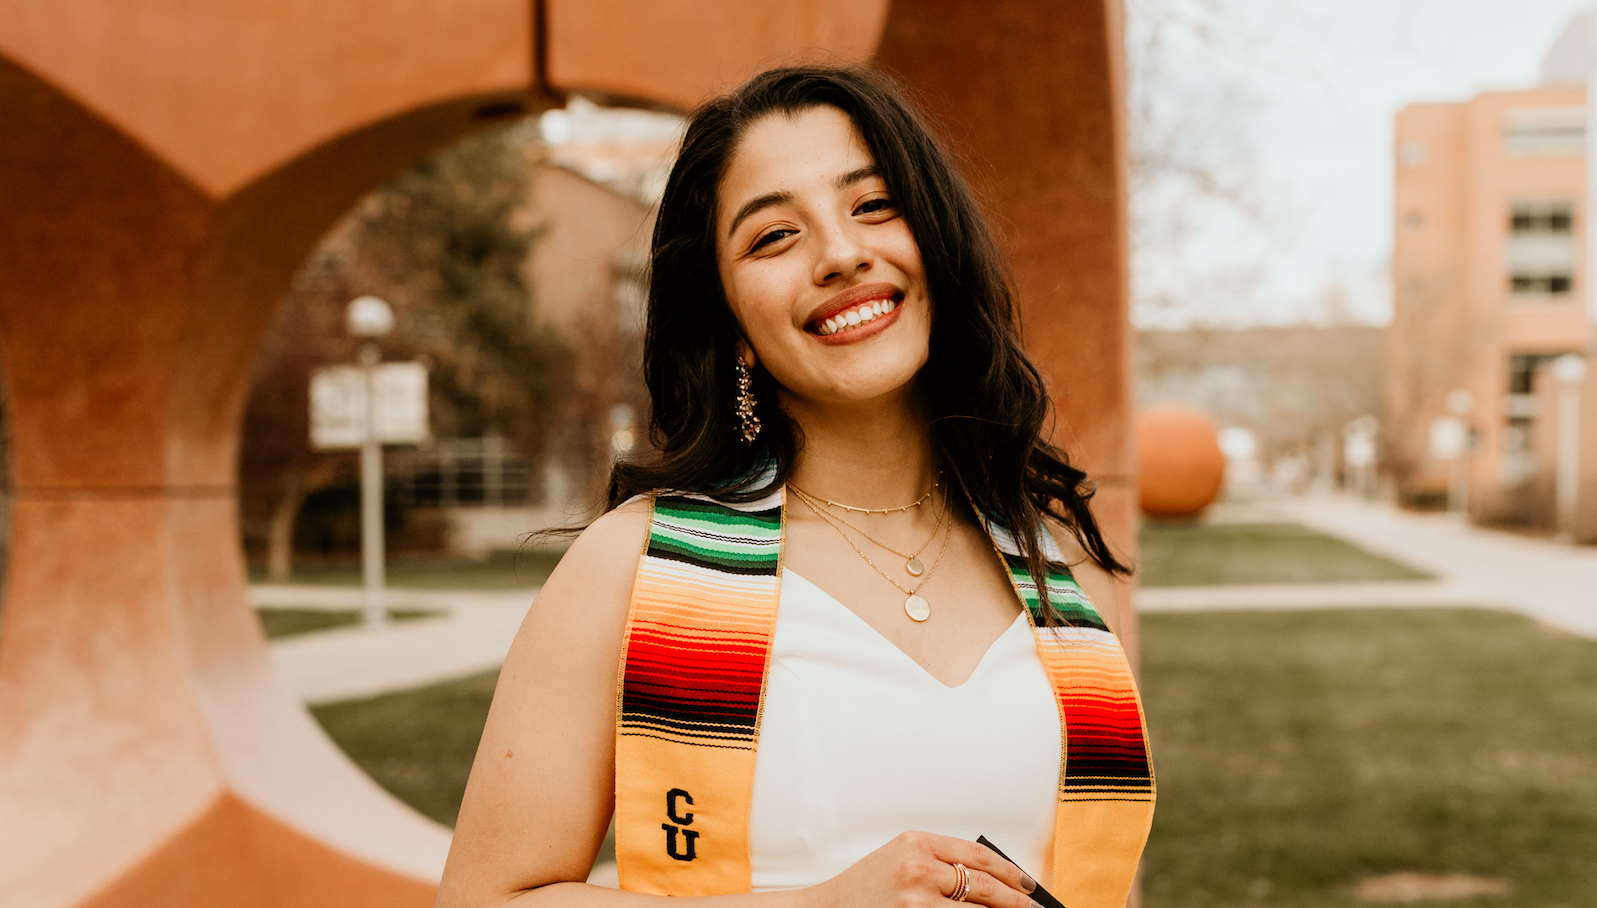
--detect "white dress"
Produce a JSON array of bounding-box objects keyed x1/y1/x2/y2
[{"x1": 747, "y1": 570, "x2": 1062, "y2": 892}]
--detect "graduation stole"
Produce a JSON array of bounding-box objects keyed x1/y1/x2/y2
[{"x1": 613, "y1": 485, "x2": 1155, "y2": 908}]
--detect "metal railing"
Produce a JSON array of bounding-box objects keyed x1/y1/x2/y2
[{"x1": 387, "y1": 436, "x2": 534, "y2": 508}]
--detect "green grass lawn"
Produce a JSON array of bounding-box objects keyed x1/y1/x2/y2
[
  {"x1": 1140, "y1": 609, "x2": 1597, "y2": 908},
  {"x1": 309, "y1": 606, "x2": 1597, "y2": 904},
  {"x1": 1137, "y1": 521, "x2": 1431, "y2": 587},
  {"x1": 250, "y1": 549, "x2": 564, "y2": 590},
  {"x1": 257, "y1": 607, "x2": 441, "y2": 640},
  {"x1": 312, "y1": 670, "x2": 500, "y2": 828}
]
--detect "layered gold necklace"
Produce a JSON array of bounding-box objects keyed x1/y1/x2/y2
[{"x1": 789, "y1": 477, "x2": 952, "y2": 622}]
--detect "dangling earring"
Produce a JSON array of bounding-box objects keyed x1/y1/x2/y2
[{"x1": 734, "y1": 356, "x2": 761, "y2": 445}]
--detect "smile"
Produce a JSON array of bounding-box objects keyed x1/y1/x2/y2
[{"x1": 814, "y1": 298, "x2": 898, "y2": 336}]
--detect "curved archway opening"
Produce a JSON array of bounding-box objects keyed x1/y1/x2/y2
[{"x1": 237, "y1": 97, "x2": 682, "y2": 840}]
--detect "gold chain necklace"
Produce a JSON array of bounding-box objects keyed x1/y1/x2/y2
[
  {"x1": 786, "y1": 473, "x2": 939, "y2": 515},
  {"x1": 789, "y1": 484, "x2": 947, "y2": 577},
  {"x1": 793, "y1": 488, "x2": 953, "y2": 622}
]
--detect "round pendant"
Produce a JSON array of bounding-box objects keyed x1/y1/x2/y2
[
  {"x1": 904, "y1": 594, "x2": 931, "y2": 622},
  {"x1": 906, "y1": 557, "x2": 925, "y2": 577}
]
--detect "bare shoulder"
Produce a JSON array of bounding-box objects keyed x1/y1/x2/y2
[
  {"x1": 551, "y1": 496, "x2": 653, "y2": 590},
  {"x1": 517, "y1": 496, "x2": 653, "y2": 647},
  {"x1": 483, "y1": 496, "x2": 656, "y2": 741}
]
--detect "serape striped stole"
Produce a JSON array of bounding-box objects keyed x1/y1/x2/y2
[{"x1": 615, "y1": 487, "x2": 1155, "y2": 907}]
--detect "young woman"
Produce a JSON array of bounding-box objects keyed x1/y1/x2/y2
[{"x1": 436, "y1": 66, "x2": 1154, "y2": 908}]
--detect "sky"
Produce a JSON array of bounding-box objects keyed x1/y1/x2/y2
[{"x1": 1130, "y1": 0, "x2": 1594, "y2": 328}]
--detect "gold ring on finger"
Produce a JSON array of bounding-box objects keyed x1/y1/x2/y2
[{"x1": 950, "y1": 863, "x2": 970, "y2": 902}]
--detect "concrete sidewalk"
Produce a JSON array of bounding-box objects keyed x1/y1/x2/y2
[
  {"x1": 255, "y1": 585, "x2": 534, "y2": 705},
  {"x1": 1138, "y1": 579, "x2": 1478, "y2": 612},
  {"x1": 1138, "y1": 495, "x2": 1597, "y2": 641},
  {"x1": 256, "y1": 495, "x2": 1597, "y2": 705}
]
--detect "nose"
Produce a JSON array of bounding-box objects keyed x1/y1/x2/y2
[{"x1": 811, "y1": 218, "x2": 872, "y2": 285}]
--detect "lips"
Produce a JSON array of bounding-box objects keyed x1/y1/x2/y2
[
  {"x1": 804, "y1": 283, "x2": 902, "y2": 336},
  {"x1": 814, "y1": 298, "x2": 898, "y2": 335}
]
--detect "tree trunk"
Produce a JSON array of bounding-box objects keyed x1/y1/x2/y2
[{"x1": 267, "y1": 471, "x2": 306, "y2": 583}]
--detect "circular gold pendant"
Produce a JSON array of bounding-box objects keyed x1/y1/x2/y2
[
  {"x1": 906, "y1": 558, "x2": 924, "y2": 577},
  {"x1": 904, "y1": 594, "x2": 931, "y2": 622}
]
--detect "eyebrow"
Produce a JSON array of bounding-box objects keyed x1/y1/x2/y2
[
  {"x1": 724, "y1": 166, "x2": 884, "y2": 239},
  {"x1": 727, "y1": 190, "x2": 793, "y2": 239}
]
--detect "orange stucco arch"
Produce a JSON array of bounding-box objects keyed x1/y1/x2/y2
[{"x1": 0, "y1": 3, "x2": 1134, "y2": 906}]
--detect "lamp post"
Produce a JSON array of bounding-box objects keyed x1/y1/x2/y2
[
  {"x1": 348, "y1": 295, "x2": 394, "y2": 626},
  {"x1": 1552, "y1": 353, "x2": 1587, "y2": 539},
  {"x1": 1342, "y1": 415, "x2": 1378, "y2": 499},
  {"x1": 1444, "y1": 389, "x2": 1474, "y2": 515}
]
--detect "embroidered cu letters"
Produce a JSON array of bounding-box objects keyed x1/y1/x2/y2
[{"x1": 663, "y1": 788, "x2": 698, "y2": 861}]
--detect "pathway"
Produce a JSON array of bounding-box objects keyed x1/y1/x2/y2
[
  {"x1": 253, "y1": 585, "x2": 533, "y2": 705},
  {"x1": 257, "y1": 496, "x2": 1597, "y2": 705},
  {"x1": 1140, "y1": 495, "x2": 1597, "y2": 641}
]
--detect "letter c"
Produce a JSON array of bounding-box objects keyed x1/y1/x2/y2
[{"x1": 666, "y1": 788, "x2": 694, "y2": 825}]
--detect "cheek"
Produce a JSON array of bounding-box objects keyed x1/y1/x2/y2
[
  {"x1": 894, "y1": 233, "x2": 926, "y2": 280},
  {"x1": 724, "y1": 267, "x2": 805, "y2": 349}
]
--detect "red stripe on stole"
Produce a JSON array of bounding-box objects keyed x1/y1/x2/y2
[
  {"x1": 1059, "y1": 698, "x2": 1145, "y2": 734},
  {"x1": 624, "y1": 623, "x2": 772, "y2": 710},
  {"x1": 1054, "y1": 671, "x2": 1149, "y2": 769},
  {"x1": 625, "y1": 631, "x2": 771, "y2": 669}
]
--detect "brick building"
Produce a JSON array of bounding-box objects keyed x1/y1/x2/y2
[{"x1": 1389, "y1": 16, "x2": 1597, "y2": 535}]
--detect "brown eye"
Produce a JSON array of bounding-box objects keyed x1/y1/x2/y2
[
  {"x1": 751, "y1": 228, "x2": 795, "y2": 252},
  {"x1": 856, "y1": 197, "x2": 895, "y2": 216}
]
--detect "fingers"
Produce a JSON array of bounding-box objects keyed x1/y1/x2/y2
[
  {"x1": 958, "y1": 866, "x2": 1038, "y2": 908},
  {"x1": 924, "y1": 836, "x2": 1036, "y2": 898}
]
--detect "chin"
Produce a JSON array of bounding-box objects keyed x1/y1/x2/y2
[{"x1": 825, "y1": 364, "x2": 925, "y2": 404}]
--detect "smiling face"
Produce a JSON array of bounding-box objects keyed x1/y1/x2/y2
[{"x1": 715, "y1": 105, "x2": 931, "y2": 412}]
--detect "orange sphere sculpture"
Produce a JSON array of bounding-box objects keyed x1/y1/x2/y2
[{"x1": 1136, "y1": 405, "x2": 1226, "y2": 518}]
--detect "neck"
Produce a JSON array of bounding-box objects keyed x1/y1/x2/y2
[{"x1": 782, "y1": 389, "x2": 938, "y2": 510}]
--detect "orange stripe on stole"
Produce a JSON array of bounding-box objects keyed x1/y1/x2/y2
[
  {"x1": 1034, "y1": 625, "x2": 1157, "y2": 908},
  {"x1": 614, "y1": 496, "x2": 783, "y2": 895}
]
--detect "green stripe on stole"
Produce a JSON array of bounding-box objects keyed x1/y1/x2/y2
[{"x1": 615, "y1": 488, "x2": 1155, "y2": 906}]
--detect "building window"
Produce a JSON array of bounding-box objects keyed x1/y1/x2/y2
[
  {"x1": 1509, "y1": 274, "x2": 1572, "y2": 293},
  {"x1": 1398, "y1": 141, "x2": 1428, "y2": 168},
  {"x1": 1503, "y1": 107, "x2": 1585, "y2": 156},
  {"x1": 1507, "y1": 352, "x2": 1562, "y2": 394},
  {"x1": 1510, "y1": 201, "x2": 1574, "y2": 234},
  {"x1": 1501, "y1": 416, "x2": 1536, "y2": 487},
  {"x1": 1506, "y1": 201, "x2": 1576, "y2": 298}
]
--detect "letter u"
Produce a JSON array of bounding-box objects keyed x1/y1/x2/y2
[{"x1": 662, "y1": 824, "x2": 699, "y2": 862}]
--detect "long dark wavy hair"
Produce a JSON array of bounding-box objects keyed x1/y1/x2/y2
[{"x1": 606, "y1": 64, "x2": 1130, "y2": 596}]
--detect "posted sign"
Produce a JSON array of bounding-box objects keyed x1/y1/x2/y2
[
  {"x1": 310, "y1": 362, "x2": 430, "y2": 450},
  {"x1": 1427, "y1": 415, "x2": 1467, "y2": 462}
]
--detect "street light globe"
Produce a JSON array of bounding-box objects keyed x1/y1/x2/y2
[
  {"x1": 1551, "y1": 353, "x2": 1588, "y2": 386},
  {"x1": 347, "y1": 295, "x2": 395, "y2": 338}
]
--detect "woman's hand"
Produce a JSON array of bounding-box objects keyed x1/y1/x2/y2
[{"x1": 807, "y1": 832, "x2": 1040, "y2": 908}]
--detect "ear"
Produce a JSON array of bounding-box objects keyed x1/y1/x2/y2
[{"x1": 735, "y1": 337, "x2": 756, "y2": 369}]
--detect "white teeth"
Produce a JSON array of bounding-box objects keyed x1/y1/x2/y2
[{"x1": 816, "y1": 299, "x2": 899, "y2": 336}]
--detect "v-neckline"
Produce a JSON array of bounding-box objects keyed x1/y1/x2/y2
[{"x1": 781, "y1": 568, "x2": 1028, "y2": 691}]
